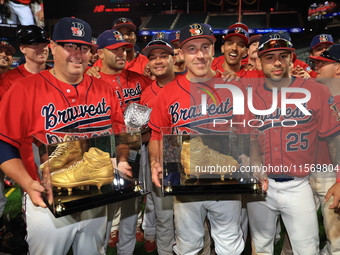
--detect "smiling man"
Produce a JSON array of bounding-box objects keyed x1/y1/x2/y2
[
  {"x1": 0, "y1": 25, "x2": 50, "y2": 100},
  {"x1": 0, "y1": 41, "x2": 15, "y2": 76},
  {"x1": 0, "y1": 17, "x2": 125, "y2": 255},
  {"x1": 148, "y1": 23, "x2": 249, "y2": 255},
  {"x1": 96, "y1": 29, "x2": 148, "y2": 112},
  {"x1": 247, "y1": 32, "x2": 340, "y2": 255}
]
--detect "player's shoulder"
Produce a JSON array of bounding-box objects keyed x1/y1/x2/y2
[
  {"x1": 125, "y1": 68, "x2": 143, "y2": 79},
  {"x1": 1, "y1": 66, "x2": 21, "y2": 79}
]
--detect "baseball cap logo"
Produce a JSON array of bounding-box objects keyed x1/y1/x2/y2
[
  {"x1": 113, "y1": 31, "x2": 123, "y2": 41},
  {"x1": 189, "y1": 24, "x2": 203, "y2": 37},
  {"x1": 319, "y1": 34, "x2": 328, "y2": 42},
  {"x1": 71, "y1": 22, "x2": 85, "y2": 37},
  {"x1": 269, "y1": 33, "x2": 281, "y2": 40},
  {"x1": 156, "y1": 32, "x2": 165, "y2": 39},
  {"x1": 175, "y1": 31, "x2": 180, "y2": 39},
  {"x1": 120, "y1": 18, "x2": 127, "y2": 23}
]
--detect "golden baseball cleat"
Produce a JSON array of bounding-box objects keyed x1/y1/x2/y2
[
  {"x1": 181, "y1": 137, "x2": 239, "y2": 179},
  {"x1": 51, "y1": 147, "x2": 114, "y2": 190},
  {"x1": 40, "y1": 135, "x2": 83, "y2": 172}
]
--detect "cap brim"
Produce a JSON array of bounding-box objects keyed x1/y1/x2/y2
[
  {"x1": 309, "y1": 55, "x2": 336, "y2": 63},
  {"x1": 0, "y1": 45, "x2": 15, "y2": 55},
  {"x1": 224, "y1": 34, "x2": 249, "y2": 45},
  {"x1": 170, "y1": 38, "x2": 179, "y2": 43},
  {"x1": 180, "y1": 35, "x2": 216, "y2": 48},
  {"x1": 311, "y1": 41, "x2": 334, "y2": 50},
  {"x1": 55, "y1": 39, "x2": 98, "y2": 49},
  {"x1": 258, "y1": 47, "x2": 296, "y2": 57},
  {"x1": 112, "y1": 23, "x2": 136, "y2": 32},
  {"x1": 142, "y1": 45, "x2": 173, "y2": 57},
  {"x1": 104, "y1": 42, "x2": 133, "y2": 50}
]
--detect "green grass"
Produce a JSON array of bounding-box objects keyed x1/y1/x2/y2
[{"x1": 4, "y1": 185, "x2": 327, "y2": 255}]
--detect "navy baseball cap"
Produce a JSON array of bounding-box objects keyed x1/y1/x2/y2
[
  {"x1": 112, "y1": 17, "x2": 136, "y2": 31},
  {"x1": 223, "y1": 22, "x2": 249, "y2": 45},
  {"x1": 309, "y1": 44, "x2": 340, "y2": 63},
  {"x1": 258, "y1": 32, "x2": 295, "y2": 57},
  {"x1": 52, "y1": 17, "x2": 96, "y2": 47},
  {"x1": 142, "y1": 38, "x2": 174, "y2": 57},
  {"x1": 310, "y1": 34, "x2": 334, "y2": 50},
  {"x1": 179, "y1": 23, "x2": 216, "y2": 47},
  {"x1": 97, "y1": 29, "x2": 133, "y2": 50},
  {"x1": 168, "y1": 30, "x2": 180, "y2": 43},
  {"x1": 0, "y1": 41, "x2": 15, "y2": 55},
  {"x1": 151, "y1": 32, "x2": 169, "y2": 41}
]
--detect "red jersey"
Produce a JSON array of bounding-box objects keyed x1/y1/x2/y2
[
  {"x1": 0, "y1": 64, "x2": 51, "y2": 101},
  {"x1": 149, "y1": 73, "x2": 251, "y2": 141},
  {"x1": 0, "y1": 71, "x2": 124, "y2": 181},
  {"x1": 140, "y1": 80, "x2": 162, "y2": 108},
  {"x1": 100, "y1": 69, "x2": 149, "y2": 112},
  {"x1": 252, "y1": 78, "x2": 340, "y2": 177}
]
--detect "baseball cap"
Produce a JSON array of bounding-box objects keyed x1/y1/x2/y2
[
  {"x1": 52, "y1": 17, "x2": 96, "y2": 47},
  {"x1": 151, "y1": 32, "x2": 169, "y2": 41},
  {"x1": 97, "y1": 29, "x2": 133, "y2": 50},
  {"x1": 309, "y1": 44, "x2": 340, "y2": 63},
  {"x1": 168, "y1": 30, "x2": 180, "y2": 43},
  {"x1": 0, "y1": 41, "x2": 15, "y2": 55},
  {"x1": 179, "y1": 23, "x2": 216, "y2": 47},
  {"x1": 248, "y1": 34, "x2": 262, "y2": 46},
  {"x1": 310, "y1": 34, "x2": 334, "y2": 50},
  {"x1": 17, "y1": 25, "x2": 50, "y2": 46},
  {"x1": 257, "y1": 32, "x2": 295, "y2": 57},
  {"x1": 223, "y1": 22, "x2": 249, "y2": 45},
  {"x1": 142, "y1": 38, "x2": 174, "y2": 57},
  {"x1": 112, "y1": 17, "x2": 136, "y2": 31}
]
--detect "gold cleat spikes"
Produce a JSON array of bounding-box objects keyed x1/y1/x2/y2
[{"x1": 50, "y1": 147, "x2": 114, "y2": 190}]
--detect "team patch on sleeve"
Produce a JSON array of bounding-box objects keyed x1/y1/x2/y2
[{"x1": 330, "y1": 103, "x2": 340, "y2": 121}]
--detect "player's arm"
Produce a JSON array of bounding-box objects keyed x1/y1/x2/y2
[
  {"x1": 325, "y1": 134, "x2": 340, "y2": 212},
  {"x1": 0, "y1": 141, "x2": 48, "y2": 208},
  {"x1": 148, "y1": 138, "x2": 162, "y2": 188}
]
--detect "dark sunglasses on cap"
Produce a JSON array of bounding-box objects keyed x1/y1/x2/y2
[
  {"x1": 146, "y1": 40, "x2": 172, "y2": 48},
  {"x1": 259, "y1": 39, "x2": 293, "y2": 51}
]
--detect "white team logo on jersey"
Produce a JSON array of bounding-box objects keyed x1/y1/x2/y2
[{"x1": 71, "y1": 22, "x2": 85, "y2": 37}]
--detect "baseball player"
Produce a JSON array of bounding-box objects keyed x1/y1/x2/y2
[
  {"x1": 308, "y1": 34, "x2": 334, "y2": 78},
  {"x1": 148, "y1": 23, "x2": 259, "y2": 255},
  {"x1": 0, "y1": 17, "x2": 124, "y2": 255},
  {"x1": 309, "y1": 44, "x2": 340, "y2": 255},
  {"x1": 90, "y1": 17, "x2": 150, "y2": 80},
  {"x1": 7, "y1": 0, "x2": 35, "y2": 25},
  {"x1": 247, "y1": 34, "x2": 262, "y2": 70},
  {"x1": 214, "y1": 23, "x2": 263, "y2": 79},
  {"x1": 0, "y1": 41, "x2": 15, "y2": 76},
  {"x1": 0, "y1": 25, "x2": 50, "y2": 101},
  {"x1": 0, "y1": 39, "x2": 15, "y2": 248},
  {"x1": 95, "y1": 29, "x2": 148, "y2": 253},
  {"x1": 168, "y1": 30, "x2": 186, "y2": 74},
  {"x1": 247, "y1": 32, "x2": 340, "y2": 254},
  {"x1": 140, "y1": 36, "x2": 176, "y2": 254},
  {"x1": 96, "y1": 29, "x2": 148, "y2": 112}
]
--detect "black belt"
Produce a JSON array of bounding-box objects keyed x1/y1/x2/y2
[{"x1": 268, "y1": 174, "x2": 294, "y2": 182}]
